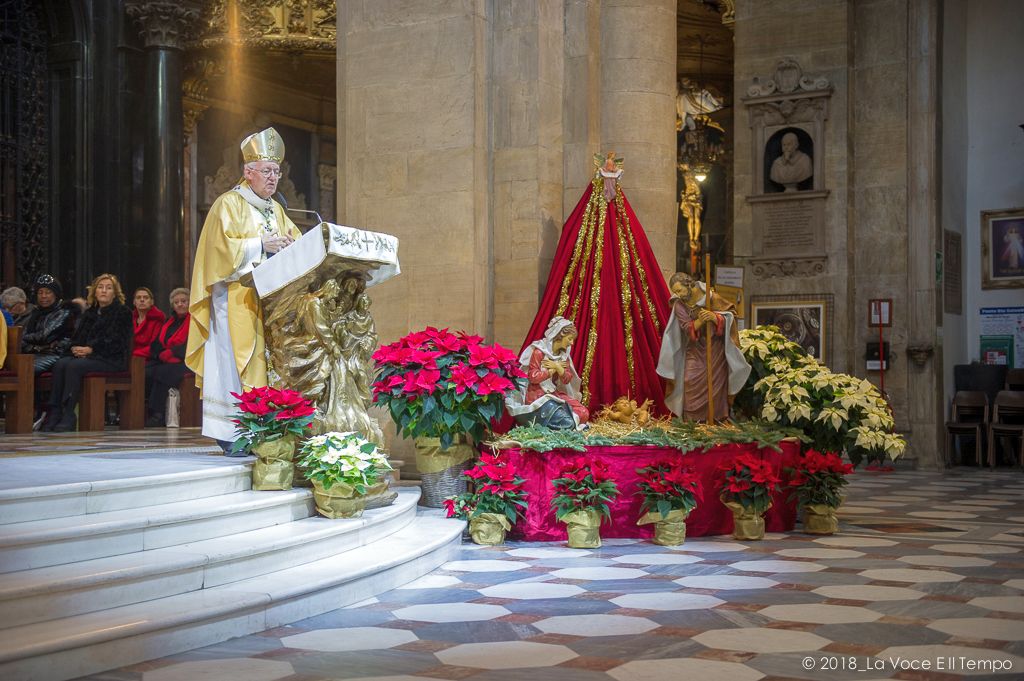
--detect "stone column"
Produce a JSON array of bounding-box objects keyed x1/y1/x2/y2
[
  {"x1": 599, "y1": 0, "x2": 678, "y2": 278},
  {"x1": 490, "y1": 1, "x2": 565, "y2": 348},
  {"x1": 336, "y1": 1, "x2": 490, "y2": 344},
  {"x1": 906, "y1": 0, "x2": 942, "y2": 467},
  {"x1": 125, "y1": 1, "x2": 199, "y2": 302}
]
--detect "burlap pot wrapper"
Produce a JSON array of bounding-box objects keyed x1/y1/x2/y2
[
  {"x1": 252, "y1": 436, "x2": 296, "y2": 491},
  {"x1": 562, "y1": 508, "x2": 602, "y2": 549},
  {"x1": 637, "y1": 508, "x2": 689, "y2": 546},
  {"x1": 802, "y1": 502, "x2": 840, "y2": 535},
  {"x1": 469, "y1": 512, "x2": 511, "y2": 546},
  {"x1": 413, "y1": 436, "x2": 475, "y2": 474}
]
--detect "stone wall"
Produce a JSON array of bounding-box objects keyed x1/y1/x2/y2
[
  {"x1": 733, "y1": 0, "x2": 942, "y2": 466},
  {"x1": 337, "y1": 0, "x2": 679, "y2": 350},
  {"x1": 336, "y1": 0, "x2": 490, "y2": 345}
]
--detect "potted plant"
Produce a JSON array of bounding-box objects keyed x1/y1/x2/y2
[
  {"x1": 736, "y1": 325, "x2": 906, "y2": 467},
  {"x1": 635, "y1": 463, "x2": 702, "y2": 546},
  {"x1": 298, "y1": 431, "x2": 394, "y2": 518},
  {"x1": 788, "y1": 449, "x2": 854, "y2": 534},
  {"x1": 551, "y1": 457, "x2": 620, "y2": 548},
  {"x1": 231, "y1": 386, "x2": 316, "y2": 490},
  {"x1": 443, "y1": 451, "x2": 528, "y2": 545},
  {"x1": 719, "y1": 452, "x2": 782, "y2": 540},
  {"x1": 372, "y1": 327, "x2": 525, "y2": 507}
]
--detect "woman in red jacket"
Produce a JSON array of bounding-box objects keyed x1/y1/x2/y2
[
  {"x1": 132, "y1": 287, "x2": 166, "y2": 360},
  {"x1": 145, "y1": 288, "x2": 191, "y2": 427}
]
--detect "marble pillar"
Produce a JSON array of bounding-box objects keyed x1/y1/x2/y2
[
  {"x1": 599, "y1": 0, "x2": 678, "y2": 279},
  {"x1": 125, "y1": 1, "x2": 199, "y2": 303}
]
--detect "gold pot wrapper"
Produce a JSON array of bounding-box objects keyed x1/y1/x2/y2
[
  {"x1": 562, "y1": 508, "x2": 602, "y2": 549},
  {"x1": 469, "y1": 512, "x2": 511, "y2": 546},
  {"x1": 802, "y1": 502, "x2": 840, "y2": 535},
  {"x1": 637, "y1": 509, "x2": 689, "y2": 546},
  {"x1": 413, "y1": 436, "x2": 475, "y2": 474},
  {"x1": 722, "y1": 496, "x2": 772, "y2": 541},
  {"x1": 311, "y1": 479, "x2": 390, "y2": 519},
  {"x1": 252, "y1": 435, "x2": 297, "y2": 491}
]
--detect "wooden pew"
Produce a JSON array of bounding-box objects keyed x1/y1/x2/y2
[
  {"x1": 0, "y1": 327, "x2": 34, "y2": 434},
  {"x1": 178, "y1": 372, "x2": 202, "y2": 428},
  {"x1": 78, "y1": 356, "x2": 146, "y2": 431}
]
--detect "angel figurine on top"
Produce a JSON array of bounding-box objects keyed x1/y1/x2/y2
[
  {"x1": 596, "y1": 151, "x2": 623, "y2": 203},
  {"x1": 505, "y1": 316, "x2": 590, "y2": 431}
]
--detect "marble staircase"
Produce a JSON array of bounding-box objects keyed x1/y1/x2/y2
[{"x1": 0, "y1": 459, "x2": 463, "y2": 681}]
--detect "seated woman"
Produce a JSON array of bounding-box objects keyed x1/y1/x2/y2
[
  {"x1": 145, "y1": 288, "x2": 191, "y2": 427},
  {"x1": 41, "y1": 274, "x2": 132, "y2": 432},
  {"x1": 131, "y1": 287, "x2": 165, "y2": 361},
  {"x1": 505, "y1": 316, "x2": 590, "y2": 431},
  {"x1": 20, "y1": 274, "x2": 80, "y2": 374}
]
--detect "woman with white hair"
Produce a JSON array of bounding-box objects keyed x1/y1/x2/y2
[{"x1": 145, "y1": 288, "x2": 192, "y2": 427}]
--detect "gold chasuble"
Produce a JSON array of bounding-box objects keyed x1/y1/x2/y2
[{"x1": 186, "y1": 189, "x2": 300, "y2": 392}]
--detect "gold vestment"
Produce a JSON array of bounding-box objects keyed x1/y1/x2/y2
[{"x1": 185, "y1": 187, "x2": 300, "y2": 392}]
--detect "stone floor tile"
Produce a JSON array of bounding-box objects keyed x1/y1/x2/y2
[
  {"x1": 281, "y1": 627, "x2": 417, "y2": 652},
  {"x1": 693, "y1": 627, "x2": 830, "y2": 653},
  {"x1": 392, "y1": 602, "x2": 510, "y2": 623},
  {"x1": 534, "y1": 613, "x2": 659, "y2": 636},
  {"x1": 142, "y1": 659, "x2": 293, "y2": 681},
  {"x1": 434, "y1": 641, "x2": 577, "y2": 669},
  {"x1": 608, "y1": 657, "x2": 765, "y2": 681},
  {"x1": 759, "y1": 603, "x2": 883, "y2": 624},
  {"x1": 610, "y1": 592, "x2": 724, "y2": 611},
  {"x1": 674, "y1": 575, "x2": 779, "y2": 590}
]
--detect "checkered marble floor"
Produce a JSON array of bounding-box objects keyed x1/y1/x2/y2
[
  {"x1": 78, "y1": 468, "x2": 1024, "y2": 681},
  {"x1": 0, "y1": 427, "x2": 216, "y2": 457}
]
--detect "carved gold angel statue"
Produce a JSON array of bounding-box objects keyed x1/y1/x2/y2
[{"x1": 265, "y1": 272, "x2": 383, "y2": 444}]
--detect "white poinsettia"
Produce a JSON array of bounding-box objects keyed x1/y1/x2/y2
[
  {"x1": 738, "y1": 325, "x2": 906, "y2": 465},
  {"x1": 298, "y1": 431, "x2": 394, "y2": 492}
]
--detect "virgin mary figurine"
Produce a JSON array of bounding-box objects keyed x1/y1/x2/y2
[{"x1": 505, "y1": 316, "x2": 590, "y2": 431}]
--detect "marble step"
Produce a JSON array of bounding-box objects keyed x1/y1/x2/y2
[
  {"x1": 0, "y1": 462, "x2": 253, "y2": 524},
  {"x1": 0, "y1": 513, "x2": 464, "y2": 681},
  {"x1": 0, "y1": 489, "x2": 420, "y2": 628},
  {"x1": 0, "y1": 489, "x2": 315, "y2": 573}
]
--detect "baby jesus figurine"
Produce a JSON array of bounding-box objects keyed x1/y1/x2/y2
[{"x1": 505, "y1": 316, "x2": 590, "y2": 431}]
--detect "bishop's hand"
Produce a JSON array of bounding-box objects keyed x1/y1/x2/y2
[{"x1": 261, "y1": 234, "x2": 292, "y2": 254}]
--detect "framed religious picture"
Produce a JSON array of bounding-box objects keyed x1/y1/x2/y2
[
  {"x1": 750, "y1": 295, "x2": 831, "y2": 364},
  {"x1": 981, "y1": 207, "x2": 1024, "y2": 289}
]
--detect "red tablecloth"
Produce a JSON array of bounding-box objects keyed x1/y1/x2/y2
[{"x1": 505, "y1": 440, "x2": 800, "y2": 541}]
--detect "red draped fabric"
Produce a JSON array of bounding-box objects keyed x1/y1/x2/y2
[
  {"x1": 520, "y1": 180, "x2": 672, "y2": 414},
  {"x1": 505, "y1": 440, "x2": 801, "y2": 541}
]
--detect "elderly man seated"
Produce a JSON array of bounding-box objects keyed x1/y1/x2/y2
[{"x1": 1, "y1": 286, "x2": 33, "y2": 326}]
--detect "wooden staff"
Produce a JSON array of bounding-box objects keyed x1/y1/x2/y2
[{"x1": 704, "y1": 253, "x2": 714, "y2": 425}]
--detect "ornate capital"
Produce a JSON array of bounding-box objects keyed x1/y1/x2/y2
[
  {"x1": 750, "y1": 256, "x2": 828, "y2": 279},
  {"x1": 744, "y1": 58, "x2": 831, "y2": 99},
  {"x1": 126, "y1": 1, "x2": 201, "y2": 50}
]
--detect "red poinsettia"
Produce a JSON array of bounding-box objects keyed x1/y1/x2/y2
[
  {"x1": 230, "y1": 386, "x2": 316, "y2": 452},
  {"x1": 788, "y1": 449, "x2": 854, "y2": 508},
  {"x1": 444, "y1": 450, "x2": 528, "y2": 524},
  {"x1": 372, "y1": 327, "x2": 526, "y2": 450},
  {"x1": 636, "y1": 462, "x2": 702, "y2": 520},
  {"x1": 719, "y1": 453, "x2": 781, "y2": 513},
  {"x1": 551, "y1": 458, "x2": 620, "y2": 522}
]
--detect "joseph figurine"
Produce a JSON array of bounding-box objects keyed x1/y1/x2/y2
[
  {"x1": 185, "y1": 127, "x2": 302, "y2": 452},
  {"x1": 656, "y1": 272, "x2": 751, "y2": 422}
]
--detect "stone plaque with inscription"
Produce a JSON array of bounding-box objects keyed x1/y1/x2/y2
[{"x1": 742, "y1": 58, "x2": 832, "y2": 278}]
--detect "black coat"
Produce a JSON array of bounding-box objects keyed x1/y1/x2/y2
[
  {"x1": 69, "y1": 300, "x2": 133, "y2": 366},
  {"x1": 21, "y1": 301, "x2": 79, "y2": 355}
]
